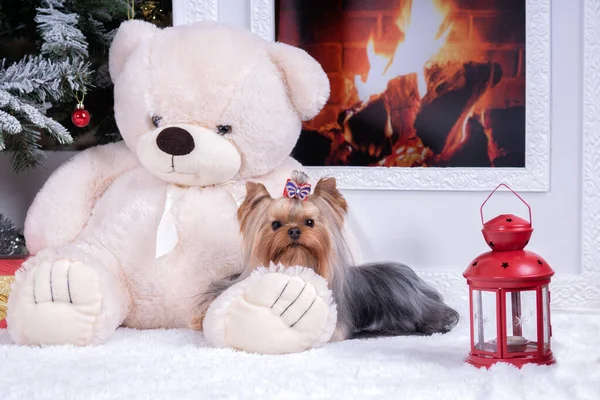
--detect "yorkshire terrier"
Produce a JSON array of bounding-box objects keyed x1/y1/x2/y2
[{"x1": 194, "y1": 171, "x2": 459, "y2": 341}]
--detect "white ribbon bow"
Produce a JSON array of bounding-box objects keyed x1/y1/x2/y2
[
  {"x1": 155, "y1": 184, "x2": 186, "y2": 259},
  {"x1": 154, "y1": 182, "x2": 246, "y2": 259}
]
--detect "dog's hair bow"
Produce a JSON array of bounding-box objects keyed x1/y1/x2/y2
[{"x1": 283, "y1": 170, "x2": 311, "y2": 201}]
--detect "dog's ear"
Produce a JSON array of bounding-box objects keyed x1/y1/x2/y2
[
  {"x1": 237, "y1": 181, "x2": 272, "y2": 226},
  {"x1": 244, "y1": 181, "x2": 271, "y2": 202},
  {"x1": 313, "y1": 177, "x2": 348, "y2": 215}
]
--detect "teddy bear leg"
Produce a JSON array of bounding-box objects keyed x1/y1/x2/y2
[
  {"x1": 6, "y1": 242, "x2": 129, "y2": 346},
  {"x1": 203, "y1": 266, "x2": 337, "y2": 354}
]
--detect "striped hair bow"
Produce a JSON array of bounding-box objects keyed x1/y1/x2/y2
[{"x1": 283, "y1": 179, "x2": 311, "y2": 201}]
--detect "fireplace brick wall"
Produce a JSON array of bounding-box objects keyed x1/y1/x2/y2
[{"x1": 276, "y1": 0, "x2": 525, "y2": 130}]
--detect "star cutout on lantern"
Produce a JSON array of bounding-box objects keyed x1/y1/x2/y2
[
  {"x1": 501, "y1": 262, "x2": 509, "y2": 269},
  {"x1": 515, "y1": 315, "x2": 529, "y2": 327},
  {"x1": 537, "y1": 259, "x2": 543, "y2": 265},
  {"x1": 474, "y1": 312, "x2": 489, "y2": 326},
  {"x1": 472, "y1": 261, "x2": 478, "y2": 267},
  {"x1": 506, "y1": 218, "x2": 513, "y2": 222}
]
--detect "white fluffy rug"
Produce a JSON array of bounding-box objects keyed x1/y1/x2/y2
[{"x1": 1, "y1": 309, "x2": 599, "y2": 400}]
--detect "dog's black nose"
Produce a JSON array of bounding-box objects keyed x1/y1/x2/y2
[
  {"x1": 156, "y1": 127, "x2": 195, "y2": 156},
  {"x1": 288, "y1": 227, "x2": 301, "y2": 240}
]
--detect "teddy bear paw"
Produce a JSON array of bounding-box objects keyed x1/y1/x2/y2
[
  {"x1": 203, "y1": 265, "x2": 337, "y2": 354},
  {"x1": 7, "y1": 258, "x2": 113, "y2": 346}
]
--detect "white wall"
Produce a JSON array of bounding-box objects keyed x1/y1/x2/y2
[{"x1": 0, "y1": 0, "x2": 583, "y2": 278}]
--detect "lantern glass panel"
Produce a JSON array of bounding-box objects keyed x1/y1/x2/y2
[
  {"x1": 504, "y1": 290, "x2": 538, "y2": 353},
  {"x1": 542, "y1": 285, "x2": 550, "y2": 353},
  {"x1": 473, "y1": 290, "x2": 498, "y2": 353}
]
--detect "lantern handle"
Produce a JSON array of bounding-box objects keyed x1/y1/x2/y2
[{"x1": 480, "y1": 183, "x2": 532, "y2": 227}]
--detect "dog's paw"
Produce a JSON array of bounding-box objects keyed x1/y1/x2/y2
[
  {"x1": 7, "y1": 257, "x2": 115, "y2": 346},
  {"x1": 203, "y1": 266, "x2": 337, "y2": 354}
]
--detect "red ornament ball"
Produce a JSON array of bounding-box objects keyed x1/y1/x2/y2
[{"x1": 72, "y1": 108, "x2": 90, "y2": 128}]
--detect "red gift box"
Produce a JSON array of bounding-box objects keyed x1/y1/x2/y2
[{"x1": 0, "y1": 256, "x2": 28, "y2": 329}]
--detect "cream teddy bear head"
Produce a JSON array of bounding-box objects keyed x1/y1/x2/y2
[{"x1": 108, "y1": 20, "x2": 329, "y2": 187}]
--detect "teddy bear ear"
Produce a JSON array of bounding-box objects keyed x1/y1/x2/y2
[
  {"x1": 269, "y1": 42, "x2": 330, "y2": 121},
  {"x1": 109, "y1": 20, "x2": 160, "y2": 82}
]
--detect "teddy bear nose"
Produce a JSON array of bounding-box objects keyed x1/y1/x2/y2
[{"x1": 156, "y1": 127, "x2": 195, "y2": 156}]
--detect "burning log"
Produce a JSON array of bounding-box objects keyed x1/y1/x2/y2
[
  {"x1": 437, "y1": 116, "x2": 491, "y2": 167},
  {"x1": 340, "y1": 94, "x2": 393, "y2": 163},
  {"x1": 291, "y1": 128, "x2": 333, "y2": 166},
  {"x1": 336, "y1": 72, "x2": 422, "y2": 166},
  {"x1": 384, "y1": 73, "x2": 421, "y2": 145},
  {"x1": 414, "y1": 61, "x2": 503, "y2": 162},
  {"x1": 483, "y1": 106, "x2": 526, "y2": 167},
  {"x1": 294, "y1": 60, "x2": 513, "y2": 168},
  {"x1": 326, "y1": 141, "x2": 355, "y2": 166},
  {"x1": 377, "y1": 136, "x2": 434, "y2": 167}
]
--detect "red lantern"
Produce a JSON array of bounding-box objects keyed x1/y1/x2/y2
[{"x1": 463, "y1": 183, "x2": 556, "y2": 368}]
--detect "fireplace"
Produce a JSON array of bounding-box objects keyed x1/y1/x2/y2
[{"x1": 276, "y1": 0, "x2": 526, "y2": 168}]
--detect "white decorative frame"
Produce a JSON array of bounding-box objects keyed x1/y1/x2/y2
[
  {"x1": 172, "y1": 0, "x2": 218, "y2": 25},
  {"x1": 174, "y1": 0, "x2": 550, "y2": 192},
  {"x1": 173, "y1": 0, "x2": 600, "y2": 313}
]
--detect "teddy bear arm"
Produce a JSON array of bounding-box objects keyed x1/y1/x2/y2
[
  {"x1": 24, "y1": 141, "x2": 139, "y2": 255},
  {"x1": 203, "y1": 265, "x2": 337, "y2": 354}
]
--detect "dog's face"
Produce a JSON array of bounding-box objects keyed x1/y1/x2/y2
[{"x1": 237, "y1": 177, "x2": 347, "y2": 280}]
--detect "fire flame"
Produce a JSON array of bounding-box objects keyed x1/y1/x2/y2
[{"x1": 354, "y1": 0, "x2": 452, "y2": 102}]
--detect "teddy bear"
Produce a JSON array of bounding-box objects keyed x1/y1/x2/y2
[{"x1": 6, "y1": 19, "x2": 355, "y2": 353}]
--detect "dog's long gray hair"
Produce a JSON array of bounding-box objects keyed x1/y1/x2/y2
[{"x1": 305, "y1": 175, "x2": 459, "y2": 340}]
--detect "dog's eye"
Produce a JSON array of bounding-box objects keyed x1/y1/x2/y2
[
  {"x1": 305, "y1": 219, "x2": 314, "y2": 227},
  {"x1": 216, "y1": 125, "x2": 232, "y2": 135},
  {"x1": 151, "y1": 115, "x2": 162, "y2": 128},
  {"x1": 271, "y1": 221, "x2": 282, "y2": 230}
]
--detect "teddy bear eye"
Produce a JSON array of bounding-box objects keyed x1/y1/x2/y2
[
  {"x1": 216, "y1": 125, "x2": 232, "y2": 135},
  {"x1": 151, "y1": 115, "x2": 162, "y2": 128}
]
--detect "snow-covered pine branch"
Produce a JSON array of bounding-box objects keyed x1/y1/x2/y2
[
  {"x1": 35, "y1": 5, "x2": 88, "y2": 60},
  {"x1": 0, "y1": 0, "x2": 93, "y2": 172},
  {"x1": 0, "y1": 87, "x2": 74, "y2": 169},
  {"x1": 1, "y1": 0, "x2": 134, "y2": 172},
  {"x1": 0, "y1": 56, "x2": 90, "y2": 103}
]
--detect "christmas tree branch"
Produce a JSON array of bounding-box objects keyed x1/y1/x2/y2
[
  {"x1": 0, "y1": 0, "x2": 92, "y2": 172},
  {"x1": 0, "y1": 56, "x2": 90, "y2": 103},
  {"x1": 0, "y1": 109, "x2": 21, "y2": 137},
  {"x1": 35, "y1": 6, "x2": 88, "y2": 60},
  {"x1": 0, "y1": 213, "x2": 27, "y2": 256},
  {"x1": 0, "y1": 89, "x2": 74, "y2": 171},
  {"x1": 0, "y1": 0, "x2": 168, "y2": 172},
  {"x1": 3, "y1": 126, "x2": 44, "y2": 173}
]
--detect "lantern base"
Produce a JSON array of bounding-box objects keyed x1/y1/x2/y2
[{"x1": 465, "y1": 352, "x2": 556, "y2": 369}]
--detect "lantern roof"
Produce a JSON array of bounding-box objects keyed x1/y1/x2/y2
[
  {"x1": 463, "y1": 249, "x2": 554, "y2": 283},
  {"x1": 481, "y1": 213, "x2": 533, "y2": 252},
  {"x1": 484, "y1": 213, "x2": 530, "y2": 232}
]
